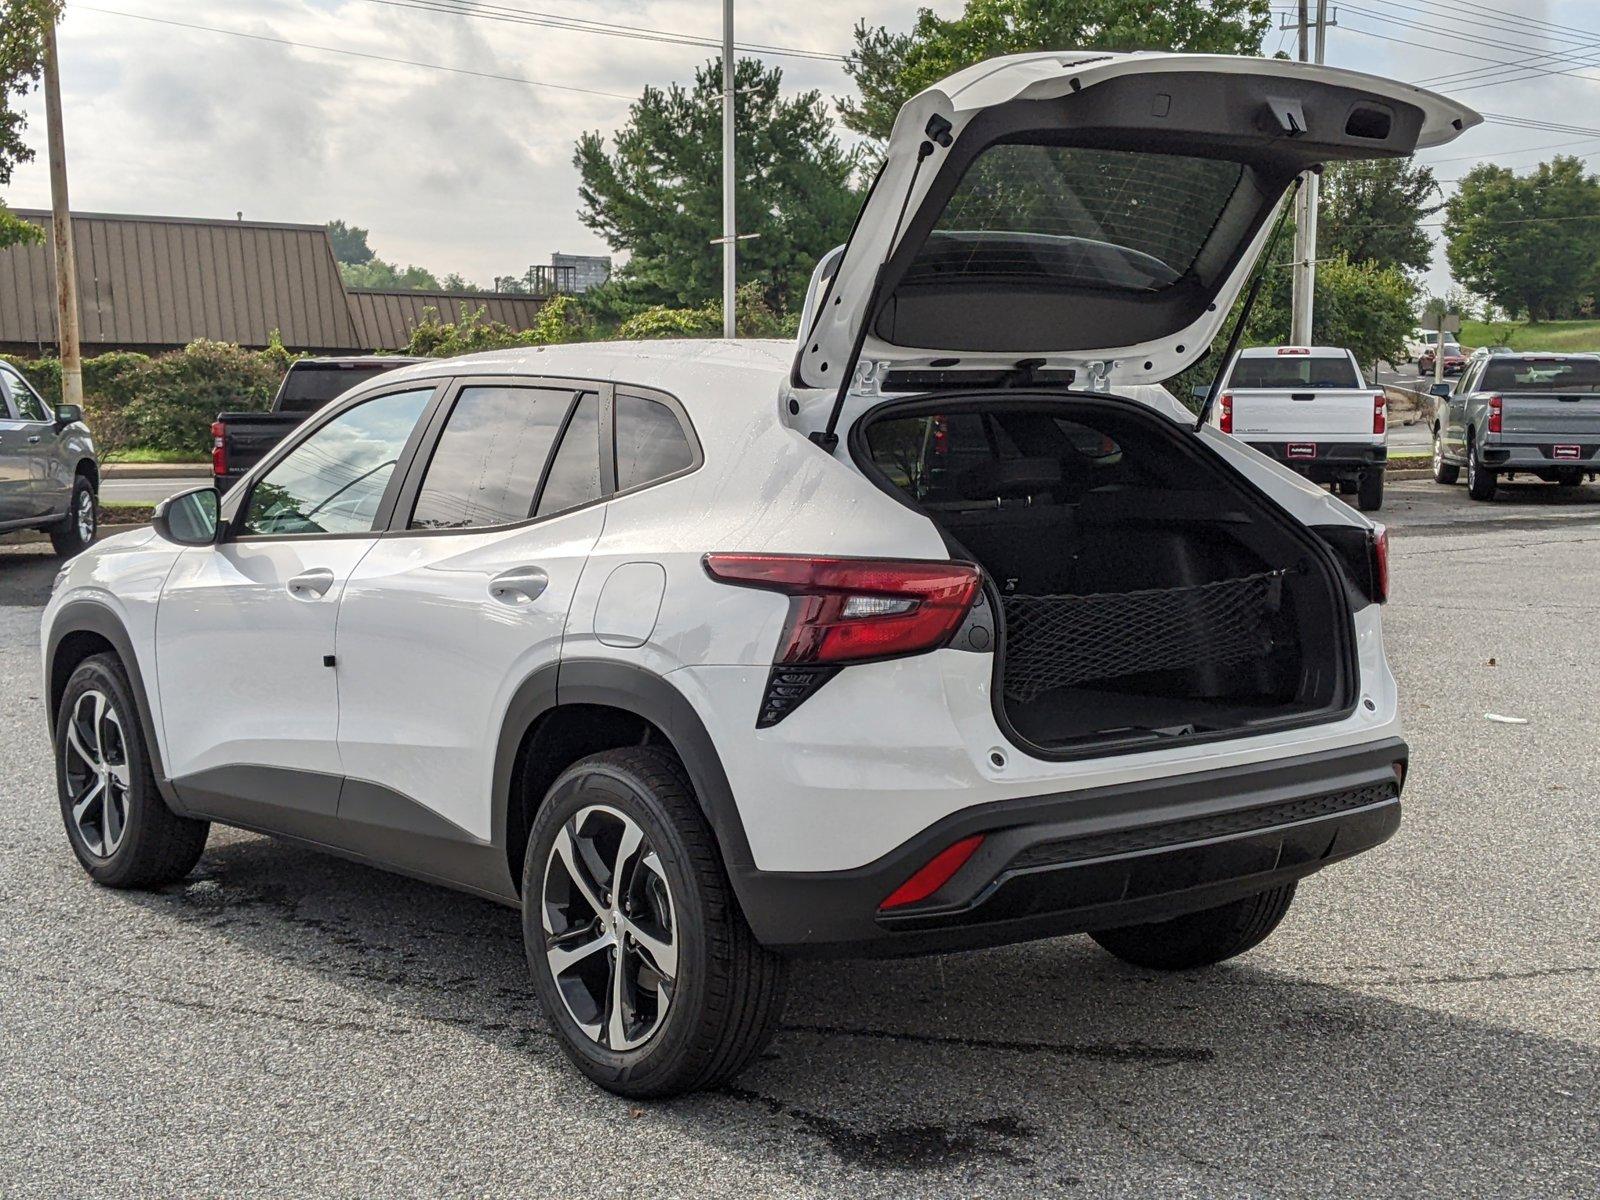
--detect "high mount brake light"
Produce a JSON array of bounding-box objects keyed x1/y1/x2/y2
[{"x1": 703, "y1": 554, "x2": 983, "y2": 726}]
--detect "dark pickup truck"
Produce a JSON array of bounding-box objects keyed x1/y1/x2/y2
[{"x1": 212, "y1": 356, "x2": 423, "y2": 490}]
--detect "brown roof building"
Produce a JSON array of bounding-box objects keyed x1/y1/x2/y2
[{"x1": 0, "y1": 209, "x2": 555, "y2": 355}]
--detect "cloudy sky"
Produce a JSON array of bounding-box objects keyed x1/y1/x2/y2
[{"x1": 4, "y1": 0, "x2": 1595, "y2": 294}]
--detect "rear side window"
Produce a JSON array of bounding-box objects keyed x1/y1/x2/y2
[
  {"x1": 1228, "y1": 355, "x2": 1361, "y2": 389},
  {"x1": 277, "y1": 365, "x2": 402, "y2": 413},
  {"x1": 0, "y1": 364, "x2": 50, "y2": 421},
  {"x1": 411, "y1": 385, "x2": 575, "y2": 530},
  {"x1": 614, "y1": 395, "x2": 694, "y2": 491},
  {"x1": 536, "y1": 393, "x2": 602, "y2": 517}
]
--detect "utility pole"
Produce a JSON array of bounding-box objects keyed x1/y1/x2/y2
[
  {"x1": 41, "y1": 14, "x2": 83, "y2": 408},
  {"x1": 720, "y1": 0, "x2": 736, "y2": 339},
  {"x1": 1285, "y1": 0, "x2": 1335, "y2": 346}
]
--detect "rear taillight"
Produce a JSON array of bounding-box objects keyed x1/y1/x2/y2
[
  {"x1": 881, "y1": 834, "x2": 985, "y2": 910},
  {"x1": 1219, "y1": 392, "x2": 1233, "y2": 434},
  {"x1": 1373, "y1": 393, "x2": 1387, "y2": 436},
  {"x1": 1371, "y1": 525, "x2": 1389, "y2": 604},
  {"x1": 1487, "y1": 394, "x2": 1503, "y2": 434},
  {"x1": 931, "y1": 415, "x2": 950, "y2": 456},
  {"x1": 703, "y1": 553, "x2": 982, "y2": 726},
  {"x1": 211, "y1": 420, "x2": 227, "y2": 477}
]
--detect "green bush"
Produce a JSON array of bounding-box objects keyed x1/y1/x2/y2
[{"x1": 403, "y1": 296, "x2": 593, "y2": 358}]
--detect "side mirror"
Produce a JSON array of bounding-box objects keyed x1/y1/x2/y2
[
  {"x1": 1429, "y1": 383, "x2": 1452, "y2": 399},
  {"x1": 152, "y1": 486, "x2": 221, "y2": 546},
  {"x1": 54, "y1": 403, "x2": 83, "y2": 429}
]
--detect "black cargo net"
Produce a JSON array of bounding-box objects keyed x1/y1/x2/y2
[{"x1": 1000, "y1": 571, "x2": 1288, "y2": 704}]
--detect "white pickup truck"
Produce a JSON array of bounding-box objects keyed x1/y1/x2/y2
[{"x1": 1209, "y1": 345, "x2": 1388, "y2": 511}]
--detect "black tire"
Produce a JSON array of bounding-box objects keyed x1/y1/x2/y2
[
  {"x1": 1431, "y1": 427, "x2": 1459, "y2": 485},
  {"x1": 49, "y1": 474, "x2": 98, "y2": 557},
  {"x1": 523, "y1": 746, "x2": 787, "y2": 1099},
  {"x1": 1357, "y1": 466, "x2": 1385, "y2": 512},
  {"x1": 55, "y1": 653, "x2": 209, "y2": 888},
  {"x1": 1466, "y1": 437, "x2": 1497, "y2": 501},
  {"x1": 1090, "y1": 884, "x2": 1297, "y2": 970},
  {"x1": 1556, "y1": 469, "x2": 1584, "y2": 488}
]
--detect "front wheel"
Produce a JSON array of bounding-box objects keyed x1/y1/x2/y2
[
  {"x1": 56, "y1": 653, "x2": 209, "y2": 888},
  {"x1": 50, "y1": 475, "x2": 98, "y2": 557},
  {"x1": 1090, "y1": 884, "x2": 1297, "y2": 970},
  {"x1": 1467, "y1": 442, "x2": 1497, "y2": 501},
  {"x1": 523, "y1": 747, "x2": 787, "y2": 1099},
  {"x1": 1357, "y1": 467, "x2": 1385, "y2": 512},
  {"x1": 1432, "y1": 428, "x2": 1459, "y2": 484}
]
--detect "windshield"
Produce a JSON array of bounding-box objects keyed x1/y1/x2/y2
[
  {"x1": 277, "y1": 364, "x2": 403, "y2": 413},
  {"x1": 1228, "y1": 355, "x2": 1361, "y2": 389},
  {"x1": 1481, "y1": 358, "x2": 1600, "y2": 394}
]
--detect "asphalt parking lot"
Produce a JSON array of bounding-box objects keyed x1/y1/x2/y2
[{"x1": 2, "y1": 477, "x2": 1597, "y2": 1197}]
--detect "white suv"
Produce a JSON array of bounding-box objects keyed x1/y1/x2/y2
[{"x1": 41, "y1": 53, "x2": 1475, "y2": 1098}]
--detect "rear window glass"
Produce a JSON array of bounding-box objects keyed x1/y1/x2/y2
[
  {"x1": 278, "y1": 365, "x2": 403, "y2": 413},
  {"x1": 1481, "y1": 358, "x2": 1600, "y2": 394},
  {"x1": 903, "y1": 145, "x2": 1247, "y2": 294},
  {"x1": 615, "y1": 395, "x2": 695, "y2": 491},
  {"x1": 1228, "y1": 355, "x2": 1361, "y2": 389}
]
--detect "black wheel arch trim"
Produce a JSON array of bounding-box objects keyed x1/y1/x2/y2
[
  {"x1": 45, "y1": 600, "x2": 184, "y2": 810},
  {"x1": 493, "y1": 658, "x2": 758, "y2": 901}
]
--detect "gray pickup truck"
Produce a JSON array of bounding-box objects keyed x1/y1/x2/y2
[
  {"x1": 0, "y1": 358, "x2": 99, "y2": 556},
  {"x1": 1430, "y1": 352, "x2": 1600, "y2": 500}
]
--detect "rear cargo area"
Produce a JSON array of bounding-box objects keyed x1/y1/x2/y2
[{"x1": 857, "y1": 395, "x2": 1354, "y2": 755}]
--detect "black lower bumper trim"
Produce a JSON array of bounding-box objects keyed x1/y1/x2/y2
[{"x1": 738, "y1": 738, "x2": 1407, "y2": 958}]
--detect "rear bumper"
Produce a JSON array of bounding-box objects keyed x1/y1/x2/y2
[
  {"x1": 1242, "y1": 441, "x2": 1386, "y2": 482},
  {"x1": 1479, "y1": 440, "x2": 1600, "y2": 471},
  {"x1": 739, "y1": 737, "x2": 1407, "y2": 958}
]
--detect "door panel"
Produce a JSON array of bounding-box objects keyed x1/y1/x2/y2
[{"x1": 334, "y1": 506, "x2": 605, "y2": 840}]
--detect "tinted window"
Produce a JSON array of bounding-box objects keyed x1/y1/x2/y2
[
  {"x1": 615, "y1": 395, "x2": 694, "y2": 491},
  {"x1": 536, "y1": 393, "x2": 602, "y2": 517},
  {"x1": 278, "y1": 364, "x2": 405, "y2": 414},
  {"x1": 242, "y1": 387, "x2": 431, "y2": 535},
  {"x1": 866, "y1": 412, "x2": 1121, "y2": 504},
  {"x1": 1, "y1": 366, "x2": 49, "y2": 421},
  {"x1": 1227, "y1": 355, "x2": 1361, "y2": 389},
  {"x1": 1481, "y1": 358, "x2": 1600, "y2": 394},
  {"x1": 411, "y1": 386, "x2": 574, "y2": 530},
  {"x1": 906, "y1": 144, "x2": 1247, "y2": 293}
]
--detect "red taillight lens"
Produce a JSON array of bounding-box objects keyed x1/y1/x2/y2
[
  {"x1": 211, "y1": 420, "x2": 227, "y2": 477},
  {"x1": 1371, "y1": 525, "x2": 1389, "y2": 604},
  {"x1": 1219, "y1": 392, "x2": 1233, "y2": 434},
  {"x1": 1487, "y1": 394, "x2": 1503, "y2": 434},
  {"x1": 931, "y1": 415, "x2": 950, "y2": 456},
  {"x1": 881, "y1": 834, "x2": 984, "y2": 910},
  {"x1": 1373, "y1": 393, "x2": 1387, "y2": 436},
  {"x1": 704, "y1": 554, "x2": 982, "y2": 666}
]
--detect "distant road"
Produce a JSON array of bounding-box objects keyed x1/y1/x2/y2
[{"x1": 100, "y1": 475, "x2": 209, "y2": 505}]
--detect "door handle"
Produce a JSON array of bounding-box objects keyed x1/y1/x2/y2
[
  {"x1": 489, "y1": 566, "x2": 549, "y2": 604},
  {"x1": 286, "y1": 568, "x2": 337, "y2": 599},
  {"x1": 27, "y1": 435, "x2": 41, "y2": 444}
]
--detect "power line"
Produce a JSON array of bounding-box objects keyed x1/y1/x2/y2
[{"x1": 76, "y1": 6, "x2": 640, "y2": 99}]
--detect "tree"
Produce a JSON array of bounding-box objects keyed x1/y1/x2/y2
[
  {"x1": 1318, "y1": 158, "x2": 1441, "y2": 276},
  {"x1": 1444, "y1": 156, "x2": 1600, "y2": 321},
  {"x1": 575, "y1": 57, "x2": 861, "y2": 311},
  {"x1": 339, "y1": 258, "x2": 442, "y2": 291},
  {"x1": 0, "y1": 0, "x2": 63, "y2": 250},
  {"x1": 840, "y1": 0, "x2": 1271, "y2": 142},
  {"x1": 325, "y1": 219, "x2": 375, "y2": 266}
]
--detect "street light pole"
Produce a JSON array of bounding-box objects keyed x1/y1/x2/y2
[
  {"x1": 721, "y1": 0, "x2": 736, "y2": 339},
  {"x1": 41, "y1": 14, "x2": 83, "y2": 408}
]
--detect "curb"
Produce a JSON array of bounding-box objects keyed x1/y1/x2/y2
[{"x1": 103, "y1": 463, "x2": 209, "y2": 479}]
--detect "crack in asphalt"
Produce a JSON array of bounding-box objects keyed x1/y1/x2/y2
[{"x1": 783, "y1": 1022, "x2": 1214, "y2": 1064}]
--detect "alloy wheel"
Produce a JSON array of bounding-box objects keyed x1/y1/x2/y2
[
  {"x1": 540, "y1": 804, "x2": 679, "y2": 1051},
  {"x1": 76, "y1": 489, "x2": 96, "y2": 543},
  {"x1": 1432, "y1": 431, "x2": 1444, "y2": 477},
  {"x1": 62, "y1": 690, "x2": 132, "y2": 857}
]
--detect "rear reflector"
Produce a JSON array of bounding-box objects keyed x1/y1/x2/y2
[
  {"x1": 881, "y1": 835, "x2": 985, "y2": 910},
  {"x1": 703, "y1": 554, "x2": 981, "y2": 667}
]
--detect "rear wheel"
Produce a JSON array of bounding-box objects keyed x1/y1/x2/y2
[
  {"x1": 1090, "y1": 884, "x2": 1297, "y2": 970},
  {"x1": 50, "y1": 475, "x2": 97, "y2": 557},
  {"x1": 56, "y1": 653, "x2": 209, "y2": 888},
  {"x1": 523, "y1": 746, "x2": 787, "y2": 1098},
  {"x1": 1431, "y1": 427, "x2": 1459, "y2": 484},
  {"x1": 1357, "y1": 467, "x2": 1385, "y2": 512},
  {"x1": 1467, "y1": 438, "x2": 1497, "y2": 501}
]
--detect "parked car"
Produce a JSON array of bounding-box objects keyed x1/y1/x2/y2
[
  {"x1": 0, "y1": 358, "x2": 99, "y2": 556},
  {"x1": 1405, "y1": 328, "x2": 1441, "y2": 367},
  {"x1": 1419, "y1": 342, "x2": 1468, "y2": 376},
  {"x1": 41, "y1": 51, "x2": 1475, "y2": 1098},
  {"x1": 1208, "y1": 345, "x2": 1388, "y2": 510},
  {"x1": 1431, "y1": 352, "x2": 1600, "y2": 499},
  {"x1": 212, "y1": 356, "x2": 423, "y2": 491}
]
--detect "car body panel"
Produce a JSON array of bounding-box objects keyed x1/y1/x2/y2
[
  {"x1": 1436, "y1": 352, "x2": 1600, "y2": 470},
  {"x1": 0, "y1": 359, "x2": 96, "y2": 528}
]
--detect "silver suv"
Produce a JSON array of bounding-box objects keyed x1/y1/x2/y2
[{"x1": 0, "y1": 359, "x2": 99, "y2": 556}]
